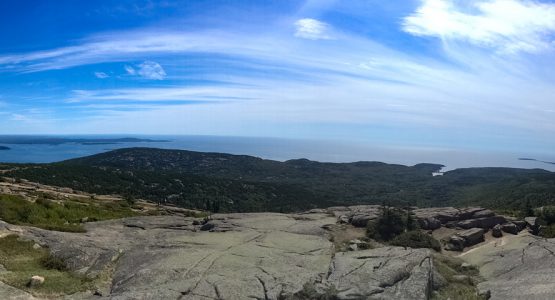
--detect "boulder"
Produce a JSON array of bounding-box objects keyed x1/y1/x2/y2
[
  {"x1": 460, "y1": 262, "x2": 473, "y2": 269},
  {"x1": 457, "y1": 216, "x2": 506, "y2": 229},
  {"x1": 458, "y1": 207, "x2": 487, "y2": 220},
  {"x1": 417, "y1": 217, "x2": 441, "y2": 230},
  {"x1": 413, "y1": 207, "x2": 460, "y2": 223},
  {"x1": 446, "y1": 228, "x2": 485, "y2": 251},
  {"x1": 445, "y1": 235, "x2": 466, "y2": 251},
  {"x1": 199, "y1": 222, "x2": 215, "y2": 231},
  {"x1": 472, "y1": 209, "x2": 495, "y2": 218},
  {"x1": 350, "y1": 214, "x2": 375, "y2": 227},
  {"x1": 459, "y1": 228, "x2": 486, "y2": 246},
  {"x1": 501, "y1": 223, "x2": 519, "y2": 235},
  {"x1": 338, "y1": 215, "x2": 350, "y2": 224},
  {"x1": 451, "y1": 275, "x2": 471, "y2": 284},
  {"x1": 512, "y1": 220, "x2": 527, "y2": 231},
  {"x1": 525, "y1": 217, "x2": 540, "y2": 235},
  {"x1": 492, "y1": 225, "x2": 502, "y2": 238},
  {"x1": 27, "y1": 276, "x2": 44, "y2": 288},
  {"x1": 524, "y1": 217, "x2": 538, "y2": 227}
]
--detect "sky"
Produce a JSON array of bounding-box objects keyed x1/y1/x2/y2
[{"x1": 1, "y1": 0, "x2": 555, "y2": 154}]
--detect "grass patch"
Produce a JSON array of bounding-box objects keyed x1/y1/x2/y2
[
  {"x1": 0, "y1": 194, "x2": 140, "y2": 232},
  {"x1": 0, "y1": 235, "x2": 92, "y2": 295},
  {"x1": 390, "y1": 230, "x2": 441, "y2": 251},
  {"x1": 432, "y1": 254, "x2": 485, "y2": 300}
]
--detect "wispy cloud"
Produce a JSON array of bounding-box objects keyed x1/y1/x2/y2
[
  {"x1": 123, "y1": 61, "x2": 166, "y2": 79},
  {"x1": 137, "y1": 61, "x2": 166, "y2": 80},
  {"x1": 94, "y1": 71, "x2": 109, "y2": 78},
  {"x1": 403, "y1": 0, "x2": 555, "y2": 54},
  {"x1": 124, "y1": 65, "x2": 136, "y2": 75},
  {"x1": 294, "y1": 18, "x2": 333, "y2": 40}
]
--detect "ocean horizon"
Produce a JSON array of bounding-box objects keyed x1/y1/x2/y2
[{"x1": 0, "y1": 135, "x2": 553, "y2": 172}]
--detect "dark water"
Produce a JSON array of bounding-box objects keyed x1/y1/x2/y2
[{"x1": 0, "y1": 135, "x2": 554, "y2": 172}]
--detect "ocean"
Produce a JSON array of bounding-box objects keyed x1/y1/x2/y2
[{"x1": 0, "y1": 135, "x2": 554, "y2": 172}]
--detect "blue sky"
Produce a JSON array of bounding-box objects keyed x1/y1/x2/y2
[{"x1": 1, "y1": 0, "x2": 555, "y2": 154}]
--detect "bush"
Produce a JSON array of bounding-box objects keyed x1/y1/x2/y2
[
  {"x1": 539, "y1": 224, "x2": 555, "y2": 238},
  {"x1": 366, "y1": 206, "x2": 407, "y2": 241},
  {"x1": 390, "y1": 231, "x2": 441, "y2": 251},
  {"x1": 41, "y1": 255, "x2": 68, "y2": 271},
  {"x1": 537, "y1": 206, "x2": 555, "y2": 225}
]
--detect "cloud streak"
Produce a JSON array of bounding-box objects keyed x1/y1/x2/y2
[
  {"x1": 294, "y1": 18, "x2": 333, "y2": 40},
  {"x1": 403, "y1": 0, "x2": 555, "y2": 53}
]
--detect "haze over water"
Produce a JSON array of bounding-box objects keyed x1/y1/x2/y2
[{"x1": 0, "y1": 135, "x2": 553, "y2": 172}]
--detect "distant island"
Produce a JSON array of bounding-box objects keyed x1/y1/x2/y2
[
  {"x1": 0, "y1": 136, "x2": 170, "y2": 146},
  {"x1": 0, "y1": 146, "x2": 10, "y2": 150},
  {"x1": 519, "y1": 158, "x2": 555, "y2": 165}
]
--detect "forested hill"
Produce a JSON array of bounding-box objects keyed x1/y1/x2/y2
[{"x1": 4, "y1": 147, "x2": 555, "y2": 213}]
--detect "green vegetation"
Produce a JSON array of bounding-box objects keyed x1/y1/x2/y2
[
  {"x1": 365, "y1": 205, "x2": 441, "y2": 251},
  {"x1": 390, "y1": 231, "x2": 441, "y2": 252},
  {"x1": 537, "y1": 206, "x2": 555, "y2": 238},
  {"x1": 0, "y1": 235, "x2": 92, "y2": 295},
  {"x1": 432, "y1": 254, "x2": 485, "y2": 300},
  {"x1": 366, "y1": 206, "x2": 408, "y2": 241},
  {"x1": 0, "y1": 194, "x2": 139, "y2": 232},
  {"x1": 5, "y1": 147, "x2": 555, "y2": 213}
]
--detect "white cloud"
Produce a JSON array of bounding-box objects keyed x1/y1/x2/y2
[
  {"x1": 124, "y1": 65, "x2": 136, "y2": 75},
  {"x1": 403, "y1": 0, "x2": 555, "y2": 53},
  {"x1": 294, "y1": 18, "x2": 333, "y2": 40},
  {"x1": 137, "y1": 61, "x2": 166, "y2": 80},
  {"x1": 94, "y1": 71, "x2": 109, "y2": 78},
  {"x1": 10, "y1": 113, "x2": 30, "y2": 122}
]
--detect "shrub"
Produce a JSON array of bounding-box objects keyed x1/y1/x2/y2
[
  {"x1": 366, "y1": 206, "x2": 406, "y2": 241},
  {"x1": 41, "y1": 255, "x2": 68, "y2": 271},
  {"x1": 537, "y1": 206, "x2": 555, "y2": 225},
  {"x1": 390, "y1": 231, "x2": 441, "y2": 251},
  {"x1": 539, "y1": 224, "x2": 555, "y2": 238}
]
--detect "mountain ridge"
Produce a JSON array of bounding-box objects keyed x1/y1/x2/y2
[{"x1": 4, "y1": 147, "x2": 555, "y2": 213}]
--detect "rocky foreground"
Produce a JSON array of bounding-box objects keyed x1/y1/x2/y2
[{"x1": 0, "y1": 206, "x2": 554, "y2": 300}]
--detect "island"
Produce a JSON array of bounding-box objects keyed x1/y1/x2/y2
[{"x1": 0, "y1": 136, "x2": 170, "y2": 145}]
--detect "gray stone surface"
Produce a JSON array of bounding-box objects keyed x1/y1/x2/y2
[
  {"x1": 501, "y1": 222, "x2": 519, "y2": 235},
  {"x1": 328, "y1": 247, "x2": 434, "y2": 300},
  {"x1": 418, "y1": 217, "x2": 441, "y2": 230},
  {"x1": 460, "y1": 233, "x2": 555, "y2": 300},
  {"x1": 0, "y1": 281, "x2": 35, "y2": 300},
  {"x1": 445, "y1": 228, "x2": 485, "y2": 251},
  {"x1": 2, "y1": 212, "x2": 446, "y2": 300},
  {"x1": 492, "y1": 224, "x2": 502, "y2": 238},
  {"x1": 457, "y1": 216, "x2": 506, "y2": 229}
]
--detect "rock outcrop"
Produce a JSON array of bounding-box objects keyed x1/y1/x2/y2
[
  {"x1": 0, "y1": 212, "x2": 443, "y2": 300},
  {"x1": 445, "y1": 228, "x2": 485, "y2": 251},
  {"x1": 328, "y1": 247, "x2": 434, "y2": 300},
  {"x1": 459, "y1": 232, "x2": 555, "y2": 300},
  {"x1": 330, "y1": 205, "x2": 512, "y2": 231}
]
